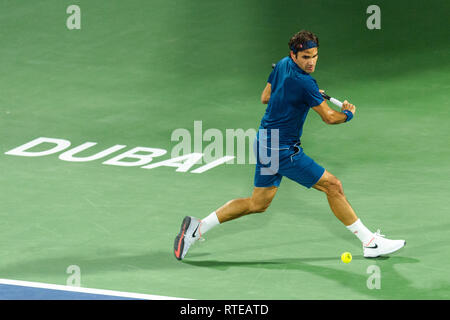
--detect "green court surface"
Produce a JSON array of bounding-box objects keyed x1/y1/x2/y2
[{"x1": 1, "y1": 0, "x2": 449, "y2": 300}]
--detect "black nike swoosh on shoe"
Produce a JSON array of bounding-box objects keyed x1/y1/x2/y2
[
  {"x1": 365, "y1": 244, "x2": 378, "y2": 249},
  {"x1": 192, "y1": 224, "x2": 199, "y2": 238}
]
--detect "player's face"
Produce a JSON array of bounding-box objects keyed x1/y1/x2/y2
[{"x1": 291, "y1": 48, "x2": 318, "y2": 73}]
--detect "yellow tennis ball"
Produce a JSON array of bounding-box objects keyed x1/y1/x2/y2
[{"x1": 341, "y1": 252, "x2": 352, "y2": 263}]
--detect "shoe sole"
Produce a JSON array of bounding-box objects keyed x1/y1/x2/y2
[
  {"x1": 364, "y1": 240, "x2": 406, "y2": 258},
  {"x1": 174, "y1": 216, "x2": 191, "y2": 260}
]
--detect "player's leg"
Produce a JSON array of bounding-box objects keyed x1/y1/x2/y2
[
  {"x1": 174, "y1": 186, "x2": 278, "y2": 260},
  {"x1": 282, "y1": 148, "x2": 366, "y2": 230},
  {"x1": 215, "y1": 186, "x2": 278, "y2": 223},
  {"x1": 174, "y1": 137, "x2": 284, "y2": 261},
  {"x1": 312, "y1": 170, "x2": 405, "y2": 257},
  {"x1": 281, "y1": 147, "x2": 405, "y2": 258},
  {"x1": 312, "y1": 170, "x2": 358, "y2": 226}
]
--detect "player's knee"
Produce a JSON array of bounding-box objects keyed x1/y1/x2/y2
[{"x1": 249, "y1": 200, "x2": 271, "y2": 213}]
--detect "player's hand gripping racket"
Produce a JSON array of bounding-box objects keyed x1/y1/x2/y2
[{"x1": 271, "y1": 63, "x2": 343, "y2": 109}]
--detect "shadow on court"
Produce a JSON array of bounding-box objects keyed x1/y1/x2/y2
[
  {"x1": 183, "y1": 256, "x2": 450, "y2": 299},
  {"x1": 0, "y1": 250, "x2": 186, "y2": 277},
  {"x1": 1, "y1": 249, "x2": 448, "y2": 299}
]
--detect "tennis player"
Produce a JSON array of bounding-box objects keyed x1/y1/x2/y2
[{"x1": 174, "y1": 30, "x2": 405, "y2": 260}]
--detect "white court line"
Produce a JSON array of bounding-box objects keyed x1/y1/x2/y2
[{"x1": 0, "y1": 279, "x2": 191, "y2": 300}]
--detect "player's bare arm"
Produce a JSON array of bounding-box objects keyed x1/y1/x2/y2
[
  {"x1": 312, "y1": 99, "x2": 356, "y2": 124},
  {"x1": 261, "y1": 82, "x2": 271, "y2": 104}
]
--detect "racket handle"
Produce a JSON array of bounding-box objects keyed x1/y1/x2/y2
[{"x1": 330, "y1": 97, "x2": 343, "y2": 109}]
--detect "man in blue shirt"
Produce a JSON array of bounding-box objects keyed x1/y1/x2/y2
[{"x1": 174, "y1": 30, "x2": 405, "y2": 260}]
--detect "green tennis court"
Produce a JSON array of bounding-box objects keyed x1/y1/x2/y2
[{"x1": 1, "y1": 0, "x2": 449, "y2": 299}]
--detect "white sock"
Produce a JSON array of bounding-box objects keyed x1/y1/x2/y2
[
  {"x1": 346, "y1": 219, "x2": 374, "y2": 246},
  {"x1": 199, "y1": 211, "x2": 220, "y2": 236}
]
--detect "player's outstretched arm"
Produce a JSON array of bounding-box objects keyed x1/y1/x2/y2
[{"x1": 312, "y1": 100, "x2": 356, "y2": 125}]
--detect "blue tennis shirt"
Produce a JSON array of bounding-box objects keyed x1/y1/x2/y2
[{"x1": 259, "y1": 56, "x2": 324, "y2": 147}]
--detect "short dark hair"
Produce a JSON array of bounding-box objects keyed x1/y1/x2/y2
[{"x1": 288, "y1": 30, "x2": 319, "y2": 56}]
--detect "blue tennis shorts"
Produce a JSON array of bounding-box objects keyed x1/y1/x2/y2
[{"x1": 253, "y1": 138, "x2": 325, "y2": 188}]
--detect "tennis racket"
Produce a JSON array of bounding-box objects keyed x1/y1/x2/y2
[
  {"x1": 319, "y1": 91, "x2": 343, "y2": 109},
  {"x1": 271, "y1": 63, "x2": 343, "y2": 109}
]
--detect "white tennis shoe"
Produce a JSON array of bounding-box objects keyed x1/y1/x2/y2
[
  {"x1": 174, "y1": 216, "x2": 204, "y2": 260},
  {"x1": 363, "y1": 229, "x2": 406, "y2": 258}
]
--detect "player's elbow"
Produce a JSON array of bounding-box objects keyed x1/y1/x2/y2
[{"x1": 261, "y1": 96, "x2": 269, "y2": 104}]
